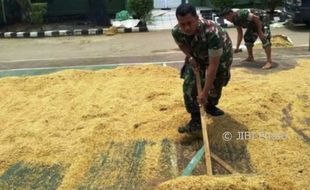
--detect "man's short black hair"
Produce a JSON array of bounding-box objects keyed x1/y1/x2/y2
[
  {"x1": 176, "y1": 3, "x2": 197, "y2": 18},
  {"x1": 218, "y1": 8, "x2": 233, "y2": 17}
]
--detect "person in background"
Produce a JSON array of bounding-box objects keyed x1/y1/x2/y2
[{"x1": 219, "y1": 8, "x2": 273, "y2": 69}]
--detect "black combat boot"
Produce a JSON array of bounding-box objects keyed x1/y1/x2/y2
[
  {"x1": 205, "y1": 104, "x2": 224, "y2": 116},
  {"x1": 178, "y1": 112, "x2": 202, "y2": 133}
]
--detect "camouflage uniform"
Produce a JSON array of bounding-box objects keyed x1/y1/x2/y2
[
  {"x1": 233, "y1": 9, "x2": 271, "y2": 49},
  {"x1": 172, "y1": 19, "x2": 233, "y2": 115}
]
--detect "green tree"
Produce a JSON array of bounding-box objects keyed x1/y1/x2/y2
[
  {"x1": 29, "y1": 3, "x2": 47, "y2": 24},
  {"x1": 15, "y1": 0, "x2": 47, "y2": 24},
  {"x1": 128, "y1": 0, "x2": 153, "y2": 21}
]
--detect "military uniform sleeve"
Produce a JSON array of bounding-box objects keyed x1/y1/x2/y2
[
  {"x1": 207, "y1": 30, "x2": 223, "y2": 57},
  {"x1": 171, "y1": 27, "x2": 184, "y2": 46}
]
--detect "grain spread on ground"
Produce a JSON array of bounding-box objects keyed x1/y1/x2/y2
[
  {"x1": 255, "y1": 34, "x2": 294, "y2": 48},
  {"x1": 0, "y1": 60, "x2": 309, "y2": 189}
]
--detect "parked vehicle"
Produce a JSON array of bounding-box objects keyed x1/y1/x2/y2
[{"x1": 283, "y1": 0, "x2": 310, "y2": 25}]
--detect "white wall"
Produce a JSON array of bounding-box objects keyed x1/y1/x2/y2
[
  {"x1": 154, "y1": 0, "x2": 182, "y2": 9},
  {"x1": 167, "y1": 0, "x2": 182, "y2": 8}
]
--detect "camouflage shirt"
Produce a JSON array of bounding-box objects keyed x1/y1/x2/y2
[
  {"x1": 171, "y1": 19, "x2": 232, "y2": 71},
  {"x1": 233, "y1": 9, "x2": 256, "y2": 28}
]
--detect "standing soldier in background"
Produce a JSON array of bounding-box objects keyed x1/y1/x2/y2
[
  {"x1": 172, "y1": 3, "x2": 233, "y2": 133},
  {"x1": 219, "y1": 8, "x2": 273, "y2": 69}
]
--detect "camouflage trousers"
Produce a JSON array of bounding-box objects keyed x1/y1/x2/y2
[
  {"x1": 180, "y1": 60, "x2": 231, "y2": 114},
  {"x1": 244, "y1": 23, "x2": 271, "y2": 49}
]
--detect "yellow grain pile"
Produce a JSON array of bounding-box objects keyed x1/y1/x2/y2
[
  {"x1": 0, "y1": 65, "x2": 187, "y2": 189},
  {"x1": 0, "y1": 60, "x2": 309, "y2": 189},
  {"x1": 159, "y1": 60, "x2": 310, "y2": 189},
  {"x1": 255, "y1": 34, "x2": 294, "y2": 48},
  {"x1": 158, "y1": 175, "x2": 271, "y2": 190}
]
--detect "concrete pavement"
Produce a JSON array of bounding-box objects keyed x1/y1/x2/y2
[{"x1": 0, "y1": 25, "x2": 309, "y2": 74}]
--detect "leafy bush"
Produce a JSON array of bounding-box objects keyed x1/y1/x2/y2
[
  {"x1": 30, "y1": 3, "x2": 46, "y2": 24},
  {"x1": 128, "y1": 0, "x2": 153, "y2": 21}
]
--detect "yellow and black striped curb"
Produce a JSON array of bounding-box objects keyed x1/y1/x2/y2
[{"x1": 0, "y1": 27, "x2": 148, "y2": 38}]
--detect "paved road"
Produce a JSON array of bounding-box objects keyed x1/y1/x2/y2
[{"x1": 0, "y1": 25, "x2": 309, "y2": 71}]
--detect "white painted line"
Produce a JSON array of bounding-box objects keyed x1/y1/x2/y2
[
  {"x1": 4, "y1": 32, "x2": 12, "y2": 38},
  {"x1": 117, "y1": 28, "x2": 125, "y2": 33},
  {"x1": 44, "y1": 31, "x2": 53, "y2": 37},
  {"x1": 132, "y1": 27, "x2": 139, "y2": 32},
  {"x1": 1, "y1": 51, "x2": 309, "y2": 65},
  {"x1": 297, "y1": 44, "x2": 309, "y2": 47},
  {"x1": 73, "y1": 29, "x2": 82, "y2": 35},
  {"x1": 16, "y1": 32, "x2": 25, "y2": 38},
  {"x1": 88, "y1": 29, "x2": 97, "y2": 35},
  {"x1": 147, "y1": 28, "x2": 159, "y2": 32},
  {"x1": 0, "y1": 61, "x2": 184, "y2": 72},
  {"x1": 59, "y1": 30, "x2": 68, "y2": 36},
  {"x1": 30, "y1": 32, "x2": 38, "y2": 37},
  {"x1": 1, "y1": 52, "x2": 310, "y2": 73}
]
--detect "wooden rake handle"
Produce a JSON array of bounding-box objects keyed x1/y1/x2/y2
[{"x1": 193, "y1": 68, "x2": 213, "y2": 176}]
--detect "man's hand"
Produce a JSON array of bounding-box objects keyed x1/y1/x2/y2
[{"x1": 197, "y1": 91, "x2": 207, "y2": 105}]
